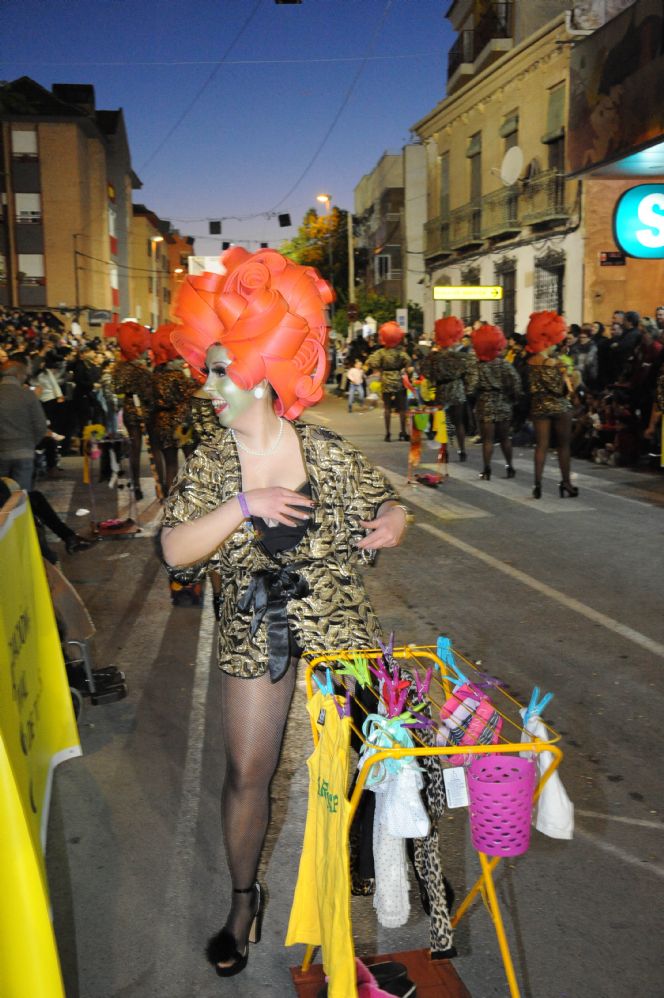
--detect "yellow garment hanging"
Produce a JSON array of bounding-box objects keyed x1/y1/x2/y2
[
  {"x1": 285, "y1": 691, "x2": 356, "y2": 998},
  {"x1": 433, "y1": 409, "x2": 448, "y2": 444}
]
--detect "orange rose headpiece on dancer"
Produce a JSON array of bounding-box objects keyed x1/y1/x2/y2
[
  {"x1": 434, "y1": 315, "x2": 464, "y2": 348},
  {"x1": 472, "y1": 323, "x2": 506, "y2": 362},
  {"x1": 525, "y1": 311, "x2": 566, "y2": 354},
  {"x1": 171, "y1": 247, "x2": 335, "y2": 420},
  {"x1": 117, "y1": 321, "x2": 151, "y2": 361},
  {"x1": 151, "y1": 323, "x2": 180, "y2": 366},
  {"x1": 378, "y1": 321, "x2": 405, "y2": 348}
]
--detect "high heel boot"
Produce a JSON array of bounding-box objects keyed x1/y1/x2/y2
[
  {"x1": 479, "y1": 466, "x2": 491, "y2": 480},
  {"x1": 532, "y1": 482, "x2": 542, "y2": 499},
  {"x1": 559, "y1": 481, "x2": 579, "y2": 498},
  {"x1": 505, "y1": 465, "x2": 516, "y2": 478},
  {"x1": 206, "y1": 883, "x2": 263, "y2": 978}
]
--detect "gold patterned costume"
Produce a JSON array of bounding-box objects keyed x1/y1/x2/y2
[
  {"x1": 161, "y1": 421, "x2": 398, "y2": 678},
  {"x1": 422, "y1": 349, "x2": 478, "y2": 406},
  {"x1": 112, "y1": 360, "x2": 154, "y2": 431},
  {"x1": 151, "y1": 365, "x2": 196, "y2": 449},
  {"x1": 527, "y1": 359, "x2": 572, "y2": 418}
]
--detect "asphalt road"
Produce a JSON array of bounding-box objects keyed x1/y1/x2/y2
[{"x1": 45, "y1": 395, "x2": 664, "y2": 998}]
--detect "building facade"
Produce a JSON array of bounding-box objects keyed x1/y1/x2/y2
[
  {"x1": 415, "y1": 6, "x2": 584, "y2": 334},
  {"x1": 0, "y1": 77, "x2": 139, "y2": 329},
  {"x1": 129, "y1": 205, "x2": 171, "y2": 329}
]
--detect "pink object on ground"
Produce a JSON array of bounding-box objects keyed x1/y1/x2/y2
[{"x1": 467, "y1": 755, "x2": 537, "y2": 857}]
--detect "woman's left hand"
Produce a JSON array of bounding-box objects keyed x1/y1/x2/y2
[{"x1": 357, "y1": 504, "x2": 407, "y2": 550}]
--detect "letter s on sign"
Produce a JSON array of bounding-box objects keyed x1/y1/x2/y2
[
  {"x1": 636, "y1": 193, "x2": 664, "y2": 250},
  {"x1": 614, "y1": 184, "x2": 664, "y2": 259}
]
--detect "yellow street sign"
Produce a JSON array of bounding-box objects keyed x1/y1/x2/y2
[{"x1": 433, "y1": 285, "x2": 503, "y2": 301}]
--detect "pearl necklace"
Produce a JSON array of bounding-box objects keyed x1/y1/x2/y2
[{"x1": 231, "y1": 418, "x2": 284, "y2": 456}]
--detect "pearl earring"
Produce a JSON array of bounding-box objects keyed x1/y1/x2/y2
[{"x1": 254, "y1": 384, "x2": 265, "y2": 399}]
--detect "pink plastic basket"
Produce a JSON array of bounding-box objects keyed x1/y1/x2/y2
[{"x1": 467, "y1": 755, "x2": 537, "y2": 857}]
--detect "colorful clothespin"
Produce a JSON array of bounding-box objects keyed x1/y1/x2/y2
[
  {"x1": 332, "y1": 690, "x2": 352, "y2": 719},
  {"x1": 473, "y1": 672, "x2": 504, "y2": 691},
  {"x1": 313, "y1": 668, "x2": 335, "y2": 698},
  {"x1": 369, "y1": 656, "x2": 391, "y2": 686},
  {"x1": 413, "y1": 667, "x2": 433, "y2": 701},
  {"x1": 524, "y1": 686, "x2": 554, "y2": 726},
  {"x1": 436, "y1": 635, "x2": 467, "y2": 687},
  {"x1": 336, "y1": 655, "x2": 371, "y2": 688},
  {"x1": 378, "y1": 632, "x2": 396, "y2": 664}
]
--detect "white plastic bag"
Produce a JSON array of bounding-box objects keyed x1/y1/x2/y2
[{"x1": 520, "y1": 710, "x2": 574, "y2": 840}]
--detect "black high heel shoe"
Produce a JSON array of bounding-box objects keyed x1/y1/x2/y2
[
  {"x1": 505, "y1": 465, "x2": 516, "y2": 479},
  {"x1": 206, "y1": 883, "x2": 263, "y2": 978},
  {"x1": 532, "y1": 482, "x2": 542, "y2": 499},
  {"x1": 479, "y1": 466, "x2": 491, "y2": 480},
  {"x1": 559, "y1": 481, "x2": 579, "y2": 498},
  {"x1": 457, "y1": 450, "x2": 467, "y2": 462}
]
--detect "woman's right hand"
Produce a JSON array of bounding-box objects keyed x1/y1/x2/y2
[{"x1": 243, "y1": 487, "x2": 315, "y2": 526}]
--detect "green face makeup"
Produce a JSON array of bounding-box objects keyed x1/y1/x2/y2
[{"x1": 203, "y1": 344, "x2": 258, "y2": 427}]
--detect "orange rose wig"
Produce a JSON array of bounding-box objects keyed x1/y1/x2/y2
[
  {"x1": 472, "y1": 324, "x2": 506, "y2": 362},
  {"x1": 434, "y1": 316, "x2": 464, "y2": 348},
  {"x1": 526, "y1": 311, "x2": 566, "y2": 354},
  {"x1": 151, "y1": 323, "x2": 180, "y2": 366},
  {"x1": 171, "y1": 247, "x2": 334, "y2": 420},
  {"x1": 378, "y1": 321, "x2": 405, "y2": 348},
  {"x1": 117, "y1": 321, "x2": 151, "y2": 362}
]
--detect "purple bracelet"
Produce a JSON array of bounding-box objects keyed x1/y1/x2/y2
[{"x1": 237, "y1": 492, "x2": 251, "y2": 519}]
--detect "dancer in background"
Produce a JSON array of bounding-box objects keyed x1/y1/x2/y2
[
  {"x1": 424, "y1": 316, "x2": 478, "y2": 461},
  {"x1": 160, "y1": 248, "x2": 407, "y2": 978},
  {"x1": 365, "y1": 321, "x2": 411, "y2": 441},
  {"x1": 151, "y1": 323, "x2": 196, "y2": 495},
  {"x1": 525, "y1": 311, "x2": 578, "y2": 499},
  {"x1": 471, "y1": 324, "x2": 521, "y2": 481},
  {"x1": 111, "y1": 322, "x2": 153, "y2": 500}
]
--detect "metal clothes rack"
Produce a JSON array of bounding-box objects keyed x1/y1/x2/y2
[{"x1": 298, "y1": 643, "x2": 563, "y2": 998}]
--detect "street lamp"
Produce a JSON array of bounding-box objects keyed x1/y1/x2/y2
[{"x1": 316, "y1": 194, "x2": 335, "y2": 323}]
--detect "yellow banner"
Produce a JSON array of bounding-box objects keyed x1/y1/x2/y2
[
  {"x1": 0, "y1": 493, "x2": 82, "y2": 997},
  {"x1": 433, "y1": 285, "x2": 503, "y2": 301}
]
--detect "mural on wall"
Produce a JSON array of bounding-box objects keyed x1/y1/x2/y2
[{"x1": 568, "y1": 0, "x2": 664, "y2": 173}]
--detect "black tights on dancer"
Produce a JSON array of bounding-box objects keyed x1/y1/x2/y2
[
  {"x1": 218, "y1": 664, "x2": 296, "y2": 957},
  {"x1": 479, "y1": 419, "x2": 513, "y2": 477},
  {"x1": 447, "y1": 403, "x2": 467, "y2": 458},
  {"x1": 533, "y1": 413, "x2": 575, "y2": 494}
]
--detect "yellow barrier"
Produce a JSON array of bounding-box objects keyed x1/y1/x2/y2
[{"x1": 0, "y1": 492, "x2": 82, "y2": 997}]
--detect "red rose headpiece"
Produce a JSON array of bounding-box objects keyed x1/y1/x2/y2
[
  {"x1": 526, "y1": 311, "x2": 566, "y2": 354},
  {"x1": 378, "y1": 321, "x2": 405, "y2": 348},
  {"x1": 117, "y1": 321, "x2": 151, "y2": 361},
  {"x1": 171, "y1": 247, "x2": 334, "y2": 419},
  {"x1": 434, "y1": 316, "x2": 464, "y2": 348},
  {"x1": 152, "y1": 323, "x2": 179, "y2": 366},
  {"x1": 472, "y1": 324, "x2": 506, "y2": 362}
]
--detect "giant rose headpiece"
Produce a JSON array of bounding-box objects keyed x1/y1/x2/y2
[
  {"x1": 471, "y1": 324, "x2": 506, "y2": 362},
  {"x1": 525, "y1": 311, "x2": 567, "y2": 354},
  {"x1": 434, "y1": 316, "x2": 464, "y2": 348},
  {"x1": 151, "y1": 323, "x2": 180, "y2": 366},
  {"x1": 117, "y1": 321, "x2": 151, "y2": 361},
  {"x1": 171, "y1": 247, "x2": 334, "y2": 419},
  {"x1": 378, "y1": 321, "x2": 405, "y2": 348}
]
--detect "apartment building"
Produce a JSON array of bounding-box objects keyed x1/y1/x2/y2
[
  {"x1": 0, "y1": 77, "x2": 139, "y2": 326},
  {"x1": 415, "y1": 2, "x2": 585, "y2": 333},
  {"x1": 354, "y1": 144, "x2": 427, "y2": 311},
  {"x1": 130, "y1": 205, "x2": 171, "y2": 329}
]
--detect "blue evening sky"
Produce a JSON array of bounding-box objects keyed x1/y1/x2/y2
[{"x1": 2, "y1": 0, "x2": 454, "y2": 251}]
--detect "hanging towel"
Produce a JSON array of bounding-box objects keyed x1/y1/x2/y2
[{"x1": 520, "y1": 710, "x2": 574, "y2": 840}]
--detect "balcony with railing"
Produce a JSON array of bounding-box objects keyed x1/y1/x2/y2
[
  {"x1": 449, "y1": 203, "x2": 483, "y2": 250},
  {"x1": 520, "y1": 170, "x2": 569, "y2": 226},
  {"x1": 447, "y1": 2, "x2": 513, "y2": 91},
  {"x1": 481, "y1": 187, "x2": 520, "y2": 240},
  {"x1": 424, "y1": 216, "x2": 451, "y2": 258}
]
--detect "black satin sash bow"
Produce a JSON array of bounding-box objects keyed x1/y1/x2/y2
[{"x1": 237, "y1": 565, "x2": 310, "y2": 682}]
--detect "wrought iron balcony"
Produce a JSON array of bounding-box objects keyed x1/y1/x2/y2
[
  {"x1": 520, "y1": 170, "x2": 570, "y2": 226},
  {"x1": 449, "y1": 203, "x2": 483, "y2": 250},
  {"x1": 448, "y1": 30, "x2": 474, "y2": 80},
  {"x1": 481, "y1": 187, "x2": 520, "y2": 239},
  {"x1": 424, "y1": 216, "x2": 451, "y2": 258},
  {"x1": 475, "y1": 2, "x2": 513, "y2": 58}
]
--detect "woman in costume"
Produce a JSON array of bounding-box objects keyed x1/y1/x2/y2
[
  {"x1": 364, "y1": 320, "x2": 412, "y2": 441},
  {"x1": 160, "y1": 247, "x2": 407, "y2": 978},
  {"x1": 471, "y1": 324, "x2": 521, "y2": 480},
  {"x1": 423, "y1": 316, "x2": 478, "y2": 461},
  {"x1": 525, "y1": 310, "x2": 578, "y2": 498},
  {"x1": 150, "y1": 323, "x2": 196, "y2": 495},
  {"x1": 111, "y1": 321, "x2": 153, "y2": 499}
]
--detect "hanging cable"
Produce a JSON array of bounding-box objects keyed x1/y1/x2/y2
[{"x1": 138, "y1": 0, "x2": 263, "y2": 175}]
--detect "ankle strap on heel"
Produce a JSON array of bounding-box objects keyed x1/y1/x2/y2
[{"x1": 233, "y1": 884, "x2": 257, "y2": 894}]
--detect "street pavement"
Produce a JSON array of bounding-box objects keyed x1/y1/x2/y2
[{"x1": 44, "y1": 394, "x2": 664, "y2": 998}]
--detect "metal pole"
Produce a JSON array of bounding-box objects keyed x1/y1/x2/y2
[
  {"x1": 347, "y1": 211, "x2": 355, "y2": 342},
  {"x1": 73, "y1": 233, "x2": 80, "y2": 318}
]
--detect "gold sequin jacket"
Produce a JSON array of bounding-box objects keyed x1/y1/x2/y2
[{"x1": 161, "y1": 421, "x2": 398, "y2": 678}]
